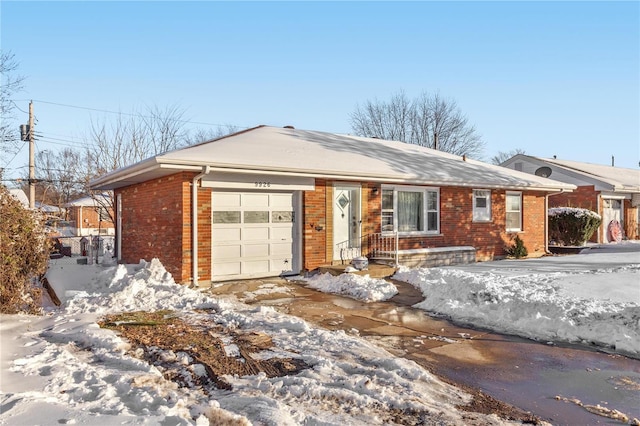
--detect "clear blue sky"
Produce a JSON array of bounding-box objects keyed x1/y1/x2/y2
[{"x1": 1, "y1": 1, "x2": 638, "y2": 180}]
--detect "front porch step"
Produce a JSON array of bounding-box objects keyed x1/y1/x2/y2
[{"x1": 317, "y1": 263, "x2": 397, "y2": 279}]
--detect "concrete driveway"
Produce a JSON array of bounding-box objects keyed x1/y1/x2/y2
[{"x1": 209, "y1": 262, "x2": 640, "y2": 425}]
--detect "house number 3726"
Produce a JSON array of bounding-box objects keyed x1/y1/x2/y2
[{"x1": 255, "y1": 182, "x2": 271, "y2": 188}]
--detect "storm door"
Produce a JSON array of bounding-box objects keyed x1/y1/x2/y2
[{"x1": 333, "y1": 184, "x2": 361, "y2": 261}]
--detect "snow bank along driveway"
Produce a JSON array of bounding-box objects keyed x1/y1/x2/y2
[
  {"x1": 0, "y1": 259, "x2": 513, "y2": 426},
  {"x1": 393, "y1": 242, "x2": 640, "y2": 359}
]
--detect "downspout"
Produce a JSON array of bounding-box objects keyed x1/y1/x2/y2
[
  {"x1": 545, "y1": 189, "x2": 565, "y2": 254},
  {"x1": 192, "y1": 166, "x2": 211, "y2": 287}
]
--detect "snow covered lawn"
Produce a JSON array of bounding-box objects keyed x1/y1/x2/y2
[
  {"x1": 2, "y1": 242, "x2": 638, "y2": 425},
  {"x1": 311, "y1": 242, "x2": 640, "y2": 358},
  {"x1": 1, "y1": 259, "x2": 509, "y2": 426}
]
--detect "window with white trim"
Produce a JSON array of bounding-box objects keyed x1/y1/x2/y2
[
  {"x1": 506, "y1": 191, "x2": 522, "y2": 231},
  {"x1": 473, "y1": 190, "x2": 491, "y2": 222},
  {"x1": 381, "y1": 186, "x2": 439, "y2": 234}
]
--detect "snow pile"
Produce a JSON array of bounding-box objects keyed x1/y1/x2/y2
[
  {"x1": 393, "y1": 265, "x2": 640, "y2": 357},
  {"x1": 59, "y1": 259, "x2": 220, "y2": 314},
  {"x1": 304, "y1": 272, "x2": 398, "y2": 302},
  {"x1": 2, "y1": 259, "x2": 505, "y2": 426}
]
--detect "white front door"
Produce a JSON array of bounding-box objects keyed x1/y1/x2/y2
[
  {"x1": 602, "y1": 198, "x2": 623, "y2": 243},
  {"x1": 212, "y1": 191, "x2": 297, "y2": 281},
  {"x1": 333, "y1": 184, "x2": 361, "y2": 261}
]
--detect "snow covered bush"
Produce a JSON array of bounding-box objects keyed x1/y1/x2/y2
[
  {"x1": 0, "y1": 186, "x2": 50, "y2": 313},
  {"x1": 548, "y1": 207, "x2": 601, "y2": 246}
]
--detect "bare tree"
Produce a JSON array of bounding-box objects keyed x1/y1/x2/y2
[
  {"x1": 86, "y1": 104, "x2": 189, "y2": 173},
  {"x1": 83, "y1": 104, "x2": 192, "y2": 224},
  {"x1": 34, "y1": 148, "x2": 85, "y2": 212},
  {"x1": 183, "y1": 124, "x2": 240, "y2": 147},
  {"x1": 0, "y1": 51, "x2": 26, "y2": 173},
  {"x1": 350, "y1": 90, "x2": 485, "y2": 158},
  {"x1": 491, "y1": 149, "x2": 526, "y2": 165}
]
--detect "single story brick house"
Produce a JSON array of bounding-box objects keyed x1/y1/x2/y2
[
  {"x1": 501, "y1": 155, "x2": 640, "y2": 243},
  {"x1": 91, "y1": 125, "x2": 575, "y2": 286},
  {"x1": 65, "y1": 194, "x2": 115, "y2": 237}
]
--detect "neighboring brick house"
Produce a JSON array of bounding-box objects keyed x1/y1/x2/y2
[
  {"x1": 91, "y1": 125, "x2": 575, "y2": 286},
  {"x1": 501, "y1": 155, "x2": 640, "y2": 243},
  {"x1": 65, "y1": 194, "x2": 115, "y2": 236}
]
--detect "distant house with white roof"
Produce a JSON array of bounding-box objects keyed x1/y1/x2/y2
[
  {"x1": 91, "y1": 125, "x2": 576, "y2": 286},
  {"x1": 501, "y1": 154, "x2": 640, "y2": 243},
  {"x1": 64, "y1": 194, "x2": 115, "y2": 236}
]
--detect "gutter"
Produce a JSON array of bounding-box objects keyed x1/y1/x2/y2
[
  {"x1": 545, "y1": 189, "x2": 565, "y2": 254},
  {"x1": 192, "y1": 166, "x2": 211, "y2": 287}
]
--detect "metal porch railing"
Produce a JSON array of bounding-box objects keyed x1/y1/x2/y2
[{"x1": 336, "y1": 232, "x2": 399, "y2": 265}]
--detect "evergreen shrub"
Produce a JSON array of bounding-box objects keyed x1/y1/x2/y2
[
  {"x1": 548, "y1": 207, "x2": 601, "y2": 246},
  {"x1": 505, "y1": 235, "x2": 528, "y2": 259}
]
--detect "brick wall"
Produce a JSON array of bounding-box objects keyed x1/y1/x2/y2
[
  {"x1": 303, "y1": 181, "x2": 549, "y2": 271},
  {"x1": 303, "y1": 179, "x2": 327, "y2": 270},
  {"x1": 117, "y1": 175, "x2": 553, "y2": 280},
  {"x1": 394, "y1": 188, "x2": 546, "y2": 261},
  {"x1": 115, "y1": 172, "x2": 194, "y2": 283},
  {"x1": 549, "y1": 185, "x2": 599, "y2": 211},
  {"x1": 196, "y1": 186, "x2": 212, "y2": 283}
]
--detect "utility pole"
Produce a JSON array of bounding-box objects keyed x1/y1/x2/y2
[{"x1": 28, "y1": 100, "x2": 35, "y2": 209}]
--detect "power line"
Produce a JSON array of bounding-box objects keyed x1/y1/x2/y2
[
  {"x1": 1, "y1": 178, "x2": 85, "y2": 184},
  {"x1": 10, "y1": 100, "x2": 29, "y2": 114},
  {"x1": 24, "y1": 99, "x2": 252, "y2": 129},
  {"x1": 1, "y1": 143, "x2": 26, "y2": 169},
  {"x1": 36, "y1": 135, "x2": 94, "y2": 149}
]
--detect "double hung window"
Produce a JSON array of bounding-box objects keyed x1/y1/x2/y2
[
  {"x1": 506, "y1": 191, "x2": 522, "y2": 231},
  {"x1": 381, "y1": 186, "x2": 439, "y2": 234}
]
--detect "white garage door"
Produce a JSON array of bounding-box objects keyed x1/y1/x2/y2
[{"x1": 212, "y1": 191, "x2": 295, "y2": 281}]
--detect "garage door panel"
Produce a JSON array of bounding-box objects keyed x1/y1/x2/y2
[
  {"x1": 243, "y1": 193, "x2": 269, "y2": 207},
  {"x1": 213, "y1": 193, "x2": 241, "y2": 207},
  {"x1": 271, "y1": 259, "x2": 293, "y2": 273},
  {"x1": 213, "y1": 262, "x2": 241, "y2": 276},
  {"x1": 243, "y1": 243, "x2": 270, "y2": 257},
  {"x1": 271, "y1": 242, "x2": 293, "y2": 256},
  {"x1": 243, "y1": 227, "x2": 269, "y2": 240},
  {"x1": 212, "y1": 245, "x2": 241, "y2": 260},
  {"x1": 212, "y1": 228, "x2": 241, "y2": 241},
  {"x1": 271, "y1": 227, "x2": 292, "y2": 240},
  {"x1": 243, "y1": 260, "x2": 270, "y2": 274},
  {"x1": 271, "y1": 194, "x2": 293, "y2": 208}
]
